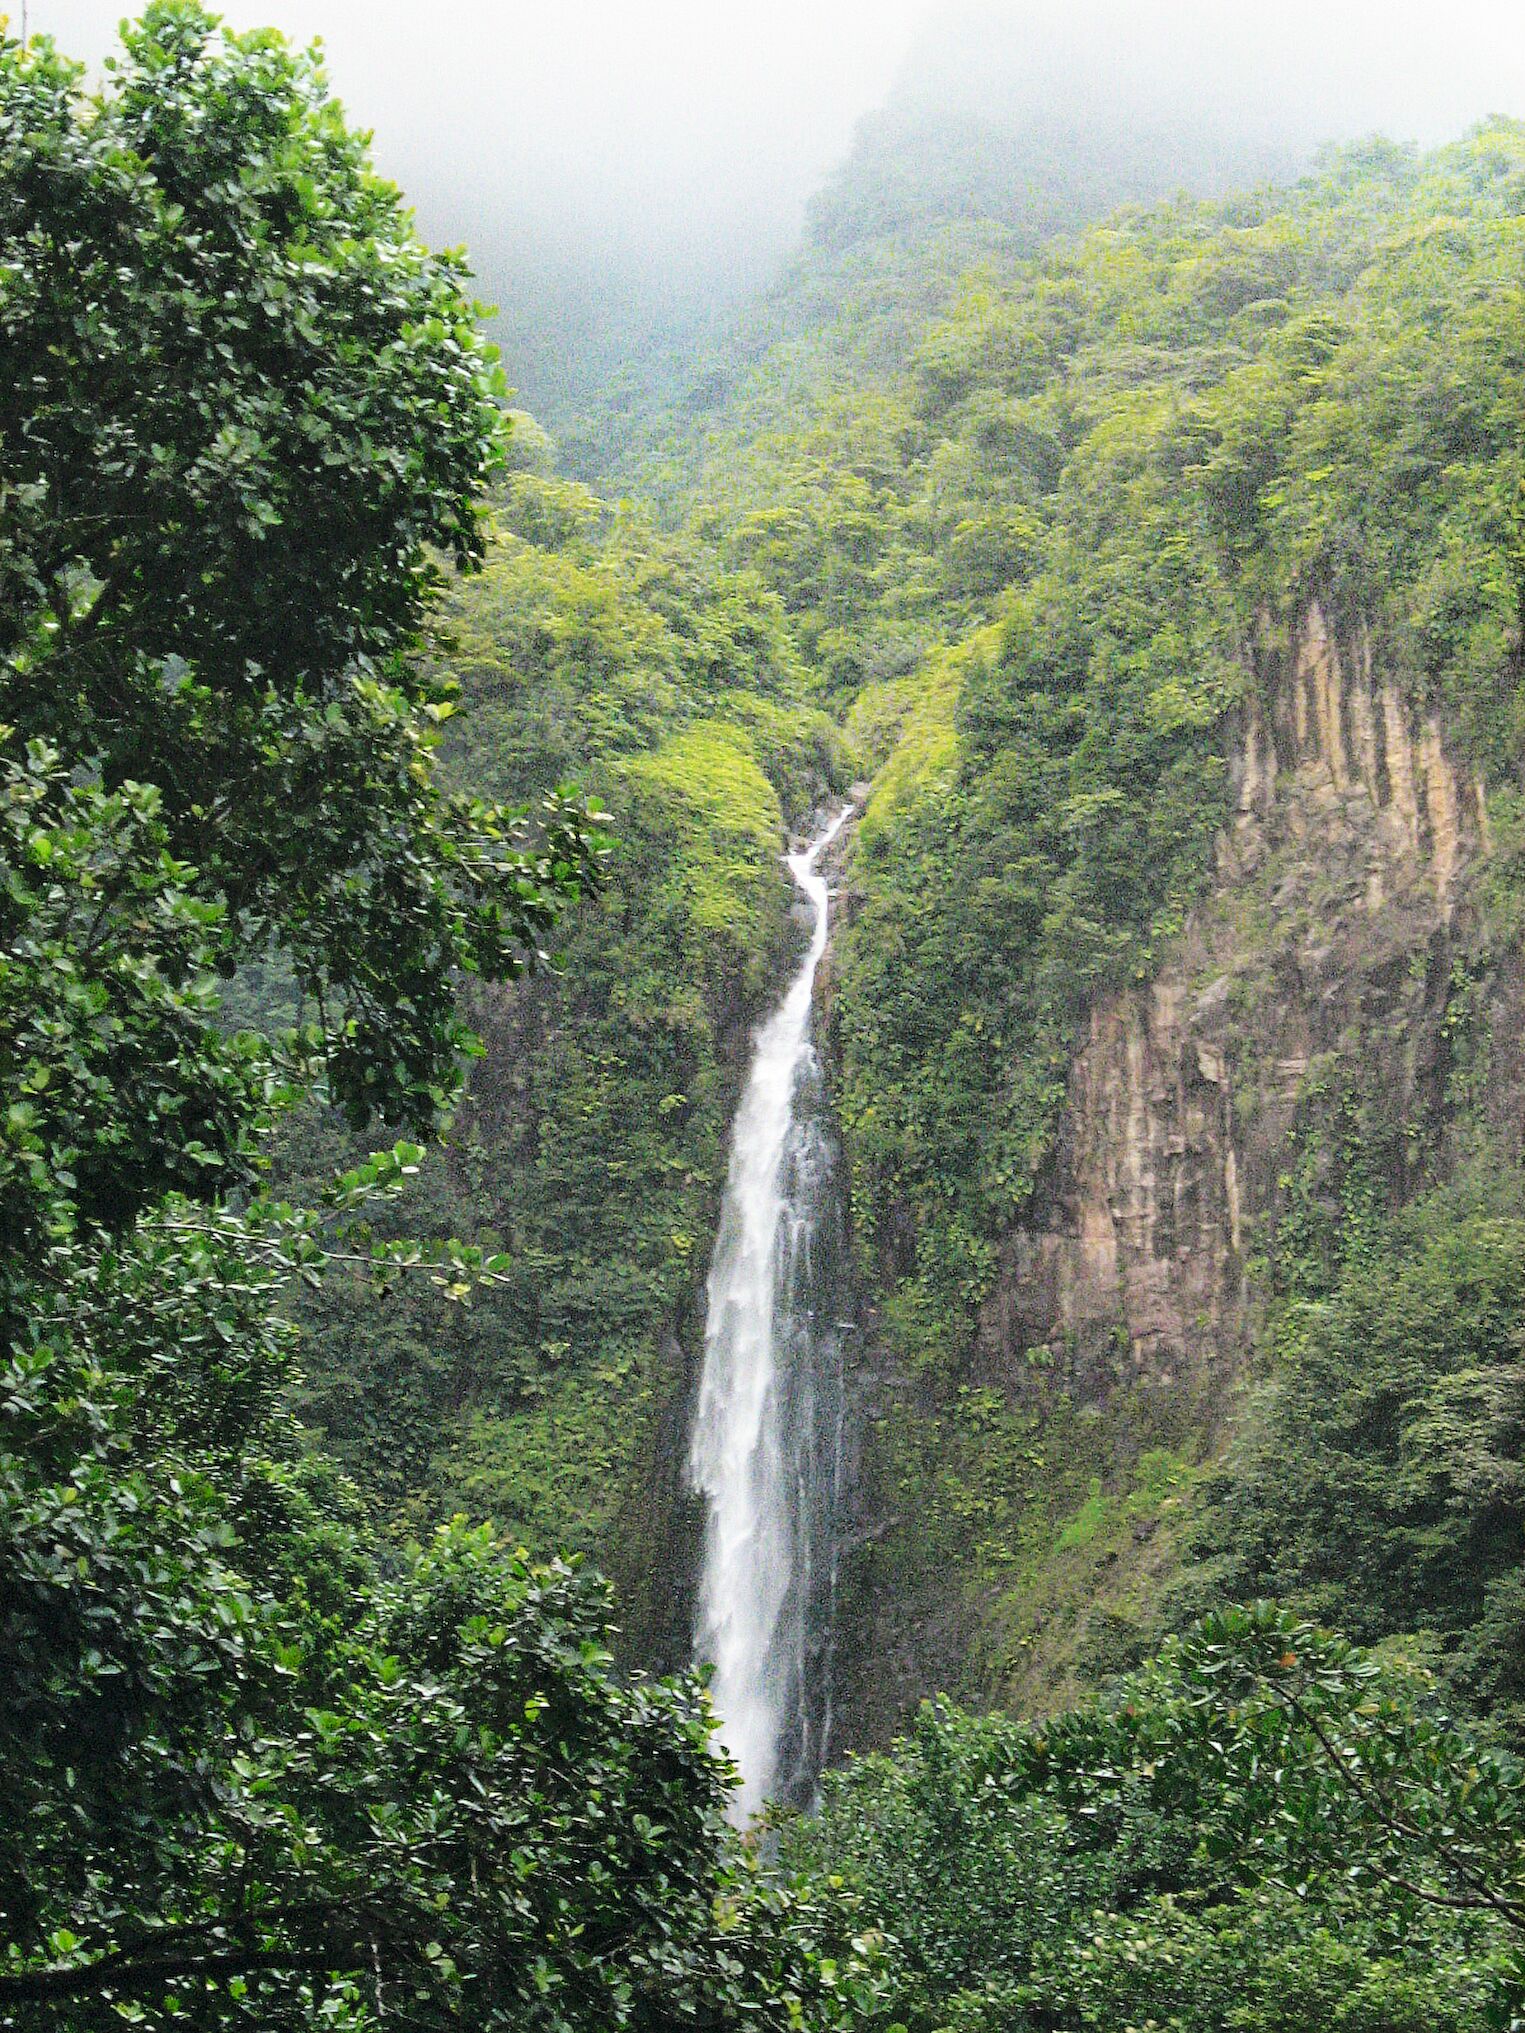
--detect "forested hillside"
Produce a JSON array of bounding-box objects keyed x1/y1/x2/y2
[
  {"x1": 10, "y1": 4, "x2": 1525, "y2": 2027},
  {"x1": 279, "y1": 452, "x2": 841, "y2": 1656},
  {"x1": 293, "y1": 107, "x2": 1525, "y2": 1740},
  {"x1": 802, "y1": 129, "x2": 1525, "y2": 1740}
]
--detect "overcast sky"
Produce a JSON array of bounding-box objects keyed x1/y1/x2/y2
[
  {"x1": 46, "y1": 0, "x2": 925, "y2": 264},
  {"x1": 903, "y1": 1, "x2": 1525, "y2": 149},
  {"x1": 47, "y1": 0, "x2": 1525, "y2": 228},
  {"x1": 36, "y1": 0, "x2": 1525, "y2": 405}
]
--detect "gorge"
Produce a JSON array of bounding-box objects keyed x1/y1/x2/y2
[
  {"x1": 12, "y1": 7, "x2": 1525, "y2": 2025},
  {"x1": 281, "y1": 102, "x2": 1525, "y2": 1776}
]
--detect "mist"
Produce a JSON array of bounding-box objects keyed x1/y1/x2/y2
[
  {"x1": 899, "y1": 0, "x2": 1525, "y2": 150},
  {"x1": 42, "y1": 0, "x2": 925, "y2": 408},
  {"x1": 34, "y1": 0, "x2": 1525, "y2": 413}
]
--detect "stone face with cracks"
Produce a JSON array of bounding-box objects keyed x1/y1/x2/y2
[
  {"x1": 829, "y1": 602, "x2": 1525, "y2": 1746},
  {"x1": 980, "y1": 602, "x2": 1506, "y2": 1408}
]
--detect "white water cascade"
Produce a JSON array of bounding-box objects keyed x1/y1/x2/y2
[{"x1": 688, "y1": 807, "x2": 854, "y2": 1824}]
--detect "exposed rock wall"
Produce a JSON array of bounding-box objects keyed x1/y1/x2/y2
[
  {"x1": 830, "y1": 604, "x2": 1523, "y2": 1749},
  {"x1": 979, "y1": 604, "x2": 1502, "y2": 1404}
]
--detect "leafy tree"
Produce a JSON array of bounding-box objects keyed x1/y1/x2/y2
[
  {"x1": 778, "y1": 1608, "x2": 1521, "y2": 2030},
  {"x1": 0, "y1": 738, "x2": 866, "y2": 2026},
  {"x1": 0, "y1": 3, "x2": 601, "y2": 1130},
  {"x1": 0, "y1": 740, "x2": 267, "y2": 1272},
  {"x1": 0, "y1": 12, "x2": 875, "y2": 2030}
]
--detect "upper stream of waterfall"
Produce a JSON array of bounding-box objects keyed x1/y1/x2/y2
[{"x1": 688, "y1": 807, "x2": 854, "y2": 1825}]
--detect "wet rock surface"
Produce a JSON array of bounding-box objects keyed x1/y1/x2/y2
[
  {"x1": 831, "y1": 604, "x2": 1524, "y2": 1746},
  {"x1": 979, "y1": 603, "x2": 1511, "y2": 1406}
]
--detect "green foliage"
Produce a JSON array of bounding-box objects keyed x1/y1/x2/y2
[
  {"x1": 0, "y1": 5, "x2": 604, "y2": 1129},
  {"x1": 12, "y1": 6, "x2": 1525, "y2": 2022},
  {"x1": 1264, "y1": 1068, "x2": 1392, "y2": 1300},
  {"x1": 832, "y1": 128, "x2": 1525, "y2": 1363},
  {"x1": 518, "y1": 109, "x2": 1525, "y2": 1823},
  {"x1": 622, "y1": 726, "x2": 785, "y2": 953},
  {"x1": 0, "y1": 12, "x2": 859, "y2": 2029},
  {"x1": 1207, "y1": 1156, "x2": 1525, "y2": 1737},
  {"x1": 316, "y1": 108, "x2": 1525, "y2": 1756},
  {"x1": 3, "y1": 1271, "x2": 862, "y2": 2030},
  {"x1": 685, "y1": 131, "x2": 1525, "y2": 1740},
  {"x1": 779, "y1": 1608, "x2": 1521, "y2": 2030},
  {"x1": 0, "y1": 737, "x2": 267, "y2": 1260},
  {"x1": 284, "y1": 471, "x2": 842, "y2": 1573},
  {"x1": 838, "y1": 1378, "x2": 1207, "y2": 1727}
]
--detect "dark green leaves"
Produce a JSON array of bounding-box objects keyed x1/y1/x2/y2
[
  {"x1": 0, "y1": 735, "x2": 266, "y2": 1267},
  {"x1": 778, "y1": 1609, "x2": 1521, "y2": 2031},
  {"x1": 0, "y1": 5, "x2": 606, "y2": 1127}
]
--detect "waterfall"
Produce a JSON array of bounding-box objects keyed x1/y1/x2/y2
[{"x1": 688, "y1": 806, "x2": 853, "y2": 1825}]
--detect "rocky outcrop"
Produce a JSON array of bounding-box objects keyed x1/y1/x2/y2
[
  {"x1": 978, "y1": 602, "x2": 1507, "y2": 1403},
  {"x1": 827, "y1": 603, "x2": 1525, "y2": 1749}
]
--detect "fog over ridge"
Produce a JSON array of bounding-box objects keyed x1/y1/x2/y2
[
  {"x1": 35, "y1": 0, "x2": 1525, "y2": 412},
  {"x1": 901, "y1": 0, "x2": 1525, "y2": 150}
]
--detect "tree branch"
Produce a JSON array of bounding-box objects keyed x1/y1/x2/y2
[
  {"x1": 0, "y1": 1896, "x2": 431, "y2": 2006},
  {"x1": 1272, "y1": 1683, "x2": 1525, "y2": 1933}
]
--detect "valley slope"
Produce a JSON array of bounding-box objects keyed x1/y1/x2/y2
[{"x1": 294, "y1": 114, "x2": 1525, "y2": 1748}]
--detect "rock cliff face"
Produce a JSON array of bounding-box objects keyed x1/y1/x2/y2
[
  {"x1": 981, "y1": 602, "x2": 1505, "y2": 1404},
  {"x1": 833, "y1": 602, "x2": 1522, "y2": 1746}
]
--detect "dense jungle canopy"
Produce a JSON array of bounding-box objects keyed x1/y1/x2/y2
[{"x1": 5, "y1": 5, "x2": 1525, "y2": 2028}]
